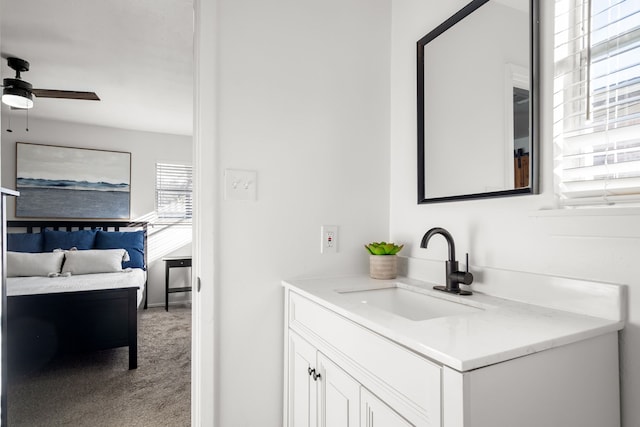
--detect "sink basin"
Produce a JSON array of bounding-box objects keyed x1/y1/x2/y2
[{"x1": 337, "y1": 285, "x2": 482, "y2": 321}]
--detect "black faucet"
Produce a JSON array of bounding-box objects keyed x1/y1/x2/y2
[{"x1": 420, "y1": 227, "x2": 473, "y2": 295}]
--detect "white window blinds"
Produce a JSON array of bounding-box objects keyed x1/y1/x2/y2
[
  {"x1": 554, "y1": 0, "x2": 640, "y2": 206},
  {"x1": 156, "y1": 163, "x2": 193, "y2": 220}
]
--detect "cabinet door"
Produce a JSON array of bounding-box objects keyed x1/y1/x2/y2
[
  {"x1": 288, "y1": 332, "x2": 318, "y2": 427},
  {"x1": 361, "y1": 388, "x2": 413, "y2": 427},
  {"x1": 317, "y1": 352, "x2": 360, "y2": 427}
]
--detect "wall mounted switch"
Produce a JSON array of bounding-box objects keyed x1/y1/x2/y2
[
  {"x1": 224, "y1": 169, "x2": 257, "y2": 201},
  {"x1": 321, "y1": 225, "x2": 338, "y2": 254}
]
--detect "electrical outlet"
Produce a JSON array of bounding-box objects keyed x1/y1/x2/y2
[{"x1": 321, "y1": 225, "x2": 338, "y2": 254}]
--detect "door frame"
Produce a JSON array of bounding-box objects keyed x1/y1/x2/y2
[{"x1": 192, "y1": 0, "x2": 218, "y2": 424}]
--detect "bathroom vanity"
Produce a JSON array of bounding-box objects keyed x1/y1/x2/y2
[{"x1": 282, "y1": 275, "x2": 624, "y2": 427}]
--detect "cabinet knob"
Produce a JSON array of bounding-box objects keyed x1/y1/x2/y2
[{"x1": 307, "y1": 367, "x2": 321, "y2": 381}]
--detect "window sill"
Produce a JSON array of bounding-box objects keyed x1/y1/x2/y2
[
  {"x1": 150, "y1": 221, "x2": 193, "y2": 227},
  {"x1": 529, "y1": 206, "x2": 640, "y2": 218},
  {"x1": 529, "y1": 207, "x2": 640, "y2": 238}
]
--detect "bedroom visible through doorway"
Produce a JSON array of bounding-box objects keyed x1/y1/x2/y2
[{"x1": 0, "y1": 0, "x2": 196, "y2": 424}]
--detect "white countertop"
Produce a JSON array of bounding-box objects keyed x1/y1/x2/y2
[{"x1": 283, "y1": 275, "x2": 625, "y2": 371}]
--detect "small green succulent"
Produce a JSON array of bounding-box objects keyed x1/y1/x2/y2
[{"x1": 364, "y1": 241, "x2": 404, "y2": 255}]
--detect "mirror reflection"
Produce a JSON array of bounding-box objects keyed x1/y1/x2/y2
[{"x1": 417, "y1": 0, "x2": 538, "y2": 203}]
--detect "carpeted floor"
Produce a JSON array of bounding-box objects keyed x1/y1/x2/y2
[{"x1": 7, "y1": 306, "x2": 192, "y2": 427}]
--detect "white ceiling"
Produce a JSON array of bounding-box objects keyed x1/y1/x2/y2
[{"x1": 1, "y1": 0, "x2": 194, "y2": 136}]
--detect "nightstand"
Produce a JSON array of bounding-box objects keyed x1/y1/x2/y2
[{"x1": 163, "y1": 256, "x2": 192, "y2": 311}]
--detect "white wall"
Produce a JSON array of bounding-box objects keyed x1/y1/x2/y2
[
  {"x1": 0, "y1": 116, "x2": 193, "y2": 307},
  {"x1": 391, "y1": 1, "x2": 640, "y2": 426},
  {"x1": 212, "y1": 0, "x2": 391, "y2": 424}
]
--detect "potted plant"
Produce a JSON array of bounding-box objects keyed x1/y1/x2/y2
[{"x1": 364, "y1": 241, "x2": 404, "y2": 279}]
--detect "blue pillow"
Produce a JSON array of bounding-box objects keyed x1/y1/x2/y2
[
  {"x1": 94, "y1": 230, "x2": 145, "y2": 269},
  {"x1": 43, "y1": 229, "x2": 98, "y2": 252},
  {"x1": 7, "y1": 232, "x2": 44, "y2": 253}
]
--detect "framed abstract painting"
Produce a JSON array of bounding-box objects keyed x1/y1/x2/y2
[{"x1": 16, "y1": 142, "x2": 131, "y2": 219}]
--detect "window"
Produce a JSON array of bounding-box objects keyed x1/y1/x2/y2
[
  {"x1": 554, "y1": 0, "x2": 640, "y2": 206},
  {"x1": 156, "y1": 163, "x2": 193, "y2": 220}
]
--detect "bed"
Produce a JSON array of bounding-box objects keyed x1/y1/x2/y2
[{"x1": 5, "y1": 220, "x2": 148, "y2": 371}]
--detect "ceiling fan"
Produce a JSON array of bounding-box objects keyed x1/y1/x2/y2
[{"x1": 2, "y1": 56, "x2": 100, "y2": 109}]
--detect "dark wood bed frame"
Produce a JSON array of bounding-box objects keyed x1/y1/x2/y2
[{"x1": 6, "y1": 220, "x2": 147, "y2": 371}]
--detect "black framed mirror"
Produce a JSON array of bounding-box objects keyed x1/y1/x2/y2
[{"x1": 417, "y1": 0, "x2": 539, "y2": 203}]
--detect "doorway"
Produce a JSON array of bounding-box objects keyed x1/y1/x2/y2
[{"x1": 0, "y1": 0, "x2": 200, "y2": 424}]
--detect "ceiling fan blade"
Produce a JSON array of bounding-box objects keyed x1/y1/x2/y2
[{"x1": 31, "y1": 89, "x2": 100, "y2": 101}]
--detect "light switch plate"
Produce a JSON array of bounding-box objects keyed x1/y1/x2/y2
[{"x1": 224, "y1": 169, "x2": 257, "y2": 201}]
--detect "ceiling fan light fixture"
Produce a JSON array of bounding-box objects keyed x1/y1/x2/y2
[
  {"x1": 2, "y1": 93, "x2": 34, "y2": 109},
  {"x1": 3, "y1": 57, "x2": 99, "y2": 108},
  {"x1": 2, "y1": 78, "x2": 34, "y2": 109}
]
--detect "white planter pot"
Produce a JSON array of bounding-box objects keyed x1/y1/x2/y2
[{"x1": 369, "y1": 255, "x2": 397, "y2": 280}]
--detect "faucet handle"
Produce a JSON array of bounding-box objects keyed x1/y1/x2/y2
[
  {"x1": 453, "y1": 253, "x2": 473, "y2": 285},
  {"x1": 453, "y1": 270, "x2": 474, "y2": 285},
  {"x1": 463, "y1": 253, "x2": 473, "y2": 284}
]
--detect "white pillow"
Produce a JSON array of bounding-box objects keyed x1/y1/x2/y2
[
  {"x1": 7, "y1": 251, "x2": 65, "y2": 277},
  {"x1": 62, "y1": 249, "x2": 129, "y2": 275}
]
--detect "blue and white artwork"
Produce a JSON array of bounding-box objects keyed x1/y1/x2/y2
[{"x1": 16, "y1": 143, "x2": 131, "y2": 219}]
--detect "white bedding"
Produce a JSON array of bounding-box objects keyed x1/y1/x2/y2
[{"x1": 7, "y1": 268, "x2": 147, "y2": 307}]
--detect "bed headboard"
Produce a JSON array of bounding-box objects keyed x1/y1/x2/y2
[
  {"x1": 7, "y1": 220, "x2": 147, "y2": 233},
  {"x1": 7, "y1": 220, "x2": 148, "y2": 271}
]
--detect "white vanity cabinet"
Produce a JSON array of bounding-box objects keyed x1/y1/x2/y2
[
  {"x1": 288, "y1": 331, "x2": 360, "y2": 427},
  {"x1": 287, "y1": 331, "x2": 316, "y2": 427},
  {"x1": 318, "y1": 353, "x2": 361, "y2": 427},
  {"x1": 288, "y1": 331, "x2": 411, "y2": 427},
  {"x1": 285, "y1": 291, "x2": 440, "y2": 427},
  {"x1": 283, "y1": 278, "x2": 623, "y2": 427},
  {"x1": 361, "y1": 388, "x2": 413, "y2": 427}
]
